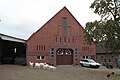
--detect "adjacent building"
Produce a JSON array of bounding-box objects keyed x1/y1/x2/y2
[
  {"x1": 26, "y1": 7, "x2": 96, "y2": 66},
  {"x1": 96, "y1": 45, "x2": 120, "y2": 67}
]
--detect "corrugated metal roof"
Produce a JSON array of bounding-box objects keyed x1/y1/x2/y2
[{"x1": 0, "y1": 33, "x2": 25, "y2": 43}]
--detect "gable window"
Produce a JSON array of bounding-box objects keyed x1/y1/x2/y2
[
  {"x1": 60, "y1": 37, "x2": 62, "y2": 43},
  {"x1": 51, "y1": 52, "x2": 54, "y2": 55},
  {"x1": 44, "y1": 45, "x2": 45, "y2": 50},
  {"x1": 39, "y1": 45, "x2": 41, "y2": 50},
  {"x1": 36, "y1": 56, "x2": 45, "y2": 60},
  {"x1": 64, "y1": 37, "x2": 67, "y2": 43},
  {"x1": 75, "y1": 55, "x2": 77, "y2": 58},
  {"x1": 63, "y1": 17, "x2": 67, "y2": 36},
  {"x1": 82, "y1": 46, "x2": 89, "y2": 51},
  {"x1": 41, "y1": 45, "x2": 43, "y2": 50},
  {"x1": 51, "y1": 55, "x2": 54, "y2": 57},
  {"x1": 56, "y1": 37, "x2": 57, "y2": 42},
  {"x1": 36, "y1": 45, "x2": 38, "y2": 50},
  {"x1": 72, "y1": 37, "x2": 74, "y2": 43}
]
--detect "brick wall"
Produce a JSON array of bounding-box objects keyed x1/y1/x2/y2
[{"x1": 26, "y1": 7, "x2": 96, "y2": 66}]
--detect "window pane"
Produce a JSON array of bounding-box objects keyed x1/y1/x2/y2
[
  {"x1": 86, "y1": 56, "x2": 88, "y2": 59},
  {"x1": 51, "y1": 52, "x2": 54, "y2": 54},
  {"x1": 63, "y1": 17, "x2": 67, "y2": 36},
  {"x1": 51, "y1": 55, "x2": 54, "y2": 57},
  {"x1": 37, "y1": 56, "x2": 40, "y2": 59},
  {"x1": 51, "y1": 48, "x2": 54, "y2": 51},
  {"x1": 41, "y1": 56, "x2": 44, "y2": 59},
  {"x1": 36, "y1": 56, "x2": 44, "y2": 60},
  {"x1": 83, "y1": 56, "x2": 85, "y2": 58}
]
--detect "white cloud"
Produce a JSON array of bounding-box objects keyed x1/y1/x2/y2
[{"x1": 0, "y1": 0, "x2": 100, "y2": 39}]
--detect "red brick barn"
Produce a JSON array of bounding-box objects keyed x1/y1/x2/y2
[{"x1": 26, "y1": 7, "x2": 96, "y2": 66}]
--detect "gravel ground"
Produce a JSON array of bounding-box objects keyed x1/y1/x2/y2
[{"x1": 0, "y1": 65, "x2": 120, "y2": 80}]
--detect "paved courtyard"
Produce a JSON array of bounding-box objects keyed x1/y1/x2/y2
[{"x1": 0, "y1": 65, "x2": 120, "y2": 80}]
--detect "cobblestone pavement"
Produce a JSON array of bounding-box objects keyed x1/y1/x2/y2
[{"x1": 0, "y1": 65, "x2": 120, "y2": 80}]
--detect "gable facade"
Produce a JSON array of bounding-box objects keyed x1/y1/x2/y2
[{"x1": 26, "y1": 7, "x2": 96, "y2": 66}]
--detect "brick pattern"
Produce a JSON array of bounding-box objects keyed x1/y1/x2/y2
[{"x1": 26, "y1": 7, "x2": 96, "y2": 66}]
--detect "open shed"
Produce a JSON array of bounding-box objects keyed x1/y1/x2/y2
[{"x1": 0, "y1": 33, "x2": 26, "y2": 65}]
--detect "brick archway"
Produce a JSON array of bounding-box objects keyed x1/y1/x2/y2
[{"x1": 56, "y1": 48, "x2": 73, "y2": 65}]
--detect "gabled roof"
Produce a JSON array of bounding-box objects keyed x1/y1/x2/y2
[
  {"x1": 0, "y1": 33, "x2": 25, "y2": 43},
  {"x1": 26, "y1": 6, "x2": 84, "y2": 42},
  {"x1": 36, "y1": 6, "x2": 84, "y2": 33}
]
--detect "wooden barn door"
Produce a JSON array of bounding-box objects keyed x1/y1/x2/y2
[{"x1": 56, "y1": 48, "x2": 73, "y2": 65}]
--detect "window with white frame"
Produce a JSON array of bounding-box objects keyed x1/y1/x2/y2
[
  {"x1": 83, "y1": 56, "x2": 88, "y2": 59},
  {"x1": 36, "y1": 56, "x2": 45, "y2": 60}
]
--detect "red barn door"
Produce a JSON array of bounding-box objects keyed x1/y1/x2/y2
[{"x1": 56, "y1": 48, "x2": 73, "y2": 65}]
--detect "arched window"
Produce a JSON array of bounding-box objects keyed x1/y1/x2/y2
[
  {"x1": 65, "y1": 49, "x2": 71, "y2": 55},
  {"x1": 57, "y1": 49, "x2": 63, "y2": 55}
]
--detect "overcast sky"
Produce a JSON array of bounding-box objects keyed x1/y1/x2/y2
[{"x1": 0, "y1": 0, "x2": 100, "y2": 40}]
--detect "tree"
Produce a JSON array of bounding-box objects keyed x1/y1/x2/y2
[{"x1": 85, "y1": 0, "x2": 120, "y2": 53}]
